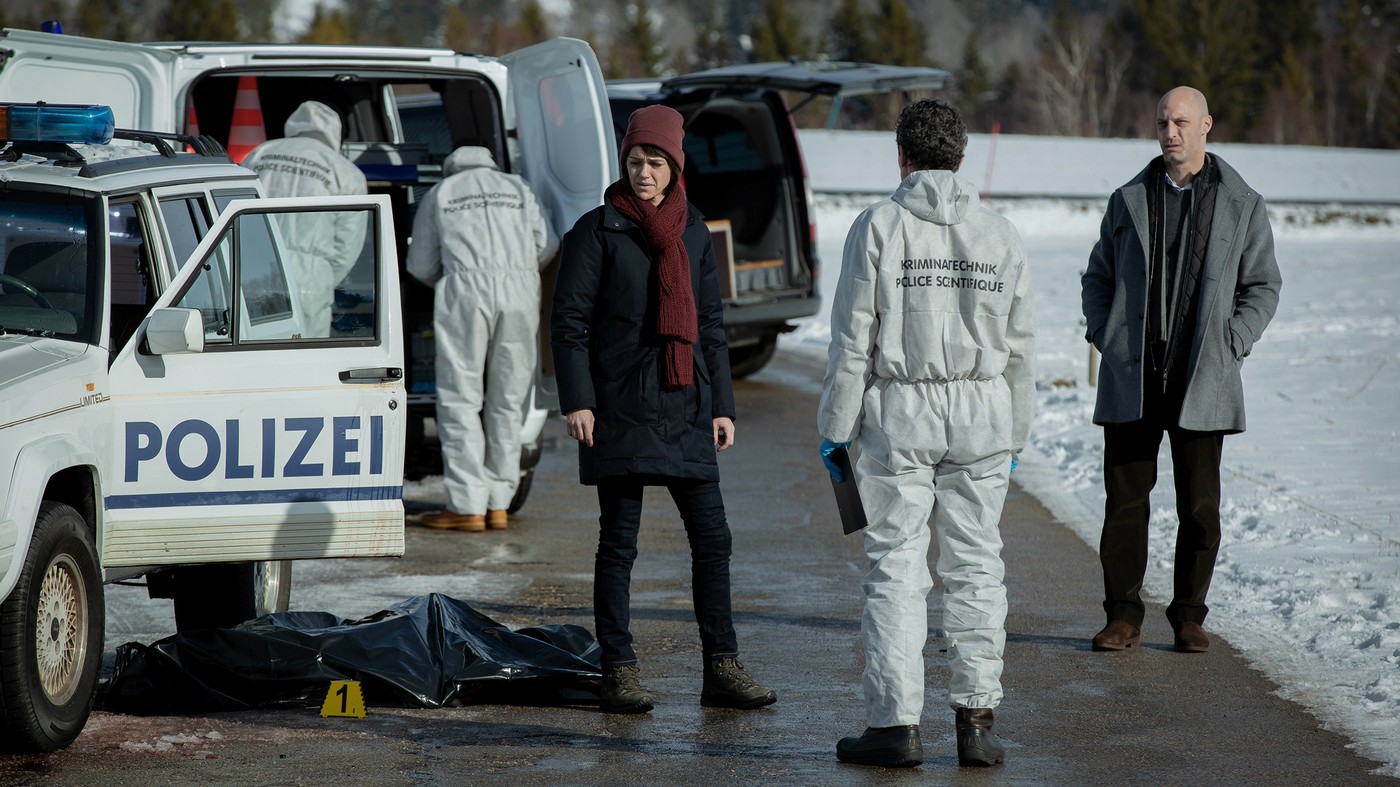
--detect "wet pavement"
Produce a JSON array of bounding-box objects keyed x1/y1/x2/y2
[{"x1": 1, "y1": 352, "x2": 1393, "y2": 785}]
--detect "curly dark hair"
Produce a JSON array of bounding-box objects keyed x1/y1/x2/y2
[{"x1": 895, "y1": 99, "x2": 968, "y2": 172}]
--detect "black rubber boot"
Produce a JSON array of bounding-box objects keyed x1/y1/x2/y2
[
  {"x1": 956, "y1": 707, "x2": 1006, "y2": 766},
  {"x1": 599, "y1": 665, "x2": 655, "y2": 714},
  {"x1": 836, "y1": 725, "x2": 923, "y2": 768},
  {"x1": 701, "y1": 656, "x2": 777, "y2": 709}
]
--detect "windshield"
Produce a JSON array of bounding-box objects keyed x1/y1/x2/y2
[{"x1": 0, "y1": 189, "x2": 101, "y2": 343}]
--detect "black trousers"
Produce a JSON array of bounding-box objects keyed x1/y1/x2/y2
[
  {"x1": 593, "y1": 476, "x2": 738, "y2": 668},
  {"x1": 1099, "y1": 381, "x2": 1224, "y2": 628}
]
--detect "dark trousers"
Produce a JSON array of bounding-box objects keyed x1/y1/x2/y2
[
  {"x1": 1100, "y1": 382, "x2": 1224, "y2": 628},
  {"x1": 594, "y1": 476, "x2": 738, "y2": 668}
]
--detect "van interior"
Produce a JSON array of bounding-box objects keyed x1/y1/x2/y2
[{"x1": 611, "y1": 91, "x2": 813, "y2": 305}]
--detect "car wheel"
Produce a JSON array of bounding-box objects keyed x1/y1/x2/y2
[
  {"x1": 507, "y1": 467, "x2": 535, "y2": 514},
  {"x1": 172, "y1": 560, "x2": 292, "y2": 632},
  {"x1": 0, "y1": 501, "x2": 104, "y2": 753},
  {"x1": 728, "y1": 335, "x2": 778, "y2": 378}
]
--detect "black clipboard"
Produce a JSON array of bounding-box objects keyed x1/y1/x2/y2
[{"x1": 828, "y1": 446, "x2": 868, "y2": 535}]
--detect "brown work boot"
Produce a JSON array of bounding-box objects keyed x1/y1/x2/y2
[
  {"x1": 600, "y1": 665, "x2": 655, "y2": 714},
  {"x1": 955, "y1": 708, "x2": 1005, "y2": 767},
  {"x1": 1091, "y1": 620, "x2": 1141, "y2": 651},
  {"x1": 486, "y1": 509, "x2": 508, "y2": 530},
  {"x1": 420, "y1": 510, "x2": 485, "y2": 532},
  {"x1": 1173, "y1": 621, "x2": 1210, "y2": 653},
  {"x1": 701, "y1": 656, "x2": 777, "y2": 709}
]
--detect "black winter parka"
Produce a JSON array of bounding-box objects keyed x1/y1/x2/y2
[{"x1": 551, "y1": 200, "x2": 735, "y2": 484}]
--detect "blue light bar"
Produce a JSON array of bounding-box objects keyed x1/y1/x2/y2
[{"x1": 0, "y1": 103, "x2": 115, "y2": 145}]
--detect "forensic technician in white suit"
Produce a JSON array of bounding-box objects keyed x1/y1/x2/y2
[
  {"x1": 242, "y1": 100, "x2": 368, "y2": 338},
  {"x1": 818, "y1": 99, "x2": 1035, "y2": 769},
  {"x1": 407, "y1": 146, "x2": 557, "y2": 533}
]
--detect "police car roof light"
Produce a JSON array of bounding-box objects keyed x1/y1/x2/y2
[{"x1": 0, "y1": 103, "x2": 115, "y2": 145}]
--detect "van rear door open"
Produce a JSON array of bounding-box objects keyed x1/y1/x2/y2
[{"x1": 0, "y1": 29, "x2": 177, "y2": 130}]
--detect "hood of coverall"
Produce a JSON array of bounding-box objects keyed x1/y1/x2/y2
[
  {"x1": 443, "y1": 146, "x2": 500, "y2": 177},
  {"x1": 892, "y1": 169, "x2": 977, "y2": 226},
  {"x1": 283, "y1": 101, "x2": 342, "y2": 150}
]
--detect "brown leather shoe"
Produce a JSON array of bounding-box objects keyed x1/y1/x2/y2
[
  {"x1": 1091, "y1": 620, "x2": 1141, "y2": 651},
  {"x1": 486, "y1": 509, "x2": 508, "y2": 530},
  {"x1": 1173, "y1": 621, "x2": 1210, "y2": 653},
  {"x1": 420, "y1": 510, "x2": 486, "y2": 532}
]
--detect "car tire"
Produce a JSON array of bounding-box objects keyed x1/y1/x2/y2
[
  {"x1": 172, "y1": 561, "x2": 292, "y2": 632},
  {"x1": 507, "y1": 467, "x2": 535, "y2": 514},
  {"x1": 0, "y1": 501, "x2": 104, "y2": 753},
  {"x1": 728, "y1": 335, "x2": 778, "y2": 378}
]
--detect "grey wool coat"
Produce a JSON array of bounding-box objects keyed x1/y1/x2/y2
[{"x1": 1081, "y1": 154, "x2": 1282, "y2": 433}]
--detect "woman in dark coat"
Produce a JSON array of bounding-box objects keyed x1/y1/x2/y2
[{"x1": 551, "y1": 105, "x2": 776, "y2": 715}]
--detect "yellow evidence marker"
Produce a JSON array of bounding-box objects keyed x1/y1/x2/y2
[{"x1": 320, "y1": 680, "x2": 367, "y2": 718}]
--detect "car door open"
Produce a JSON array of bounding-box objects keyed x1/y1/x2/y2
[{"x1": 103, "y1": 195, "x2": 406, "y2": 568}]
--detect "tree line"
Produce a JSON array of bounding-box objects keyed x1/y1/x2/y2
[{"x1": 4, "y1": 0, "x2": 1395, "y2": 148}]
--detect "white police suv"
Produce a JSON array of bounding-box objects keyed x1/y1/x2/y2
[
  {"x1": 0, "y1": 27, "x2": 617, "y2": 503},
  {"x1": 0, "y1": 103, "x2": 406, "y2": 752}
]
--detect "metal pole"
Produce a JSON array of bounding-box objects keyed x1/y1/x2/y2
[{"x1": 1088, "y1": 345, "x2": 1099, "y2": 387}]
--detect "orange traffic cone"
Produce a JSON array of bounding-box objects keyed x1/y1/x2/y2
[{"x1": 226, "y1": 75, "x2": 266, "y2": 163}]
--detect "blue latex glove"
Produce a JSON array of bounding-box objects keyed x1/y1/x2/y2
[
  {"x1": 1010, "y1": 457, "x2": 1019, "y2": 475},
  {"x1": 820, "y1": 439, "x2": 851, "y2": 482}
]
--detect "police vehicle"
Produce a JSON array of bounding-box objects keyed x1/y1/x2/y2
[
  {"x1": 0, "y1": 102, "x2": 406, "y2": 752},
  {"x1": 0, "y1": 28, "x2": 616, "y2": 501}
]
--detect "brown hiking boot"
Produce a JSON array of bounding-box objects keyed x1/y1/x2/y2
[
  {"x1": 486, "y1": 509, "x2": 508, "y2": 530},
  {"x1": 600, "y1": 665, "x2": 654, "y2": 714},
  {"x1": 1173, "y1": 621, "x2": 1210, "y2": 653},
  {"x1": 420, "y1": 510, "x2": 485, "y2": 532},
  {"x1": 701, "y1": 656, "x2": 777, "y2": 709},
  {"x1": 1091, "y1": 620, "x2": 1141, "y2": 651}
]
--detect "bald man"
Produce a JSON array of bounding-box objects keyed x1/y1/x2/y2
[{"x1": 1081, "y1": 86, "x2": 1282, "y2": 654}]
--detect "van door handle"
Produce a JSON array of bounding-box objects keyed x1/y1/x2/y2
[{"x1": 339, "y1": 367, "x2": 404, "y2": 383}]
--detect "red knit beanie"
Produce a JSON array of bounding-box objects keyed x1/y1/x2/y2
[{"x1": 620, "y1": 105, "x2": 685, "y2": 171}]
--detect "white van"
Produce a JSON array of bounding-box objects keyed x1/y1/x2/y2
[
  {"x1": 0, "y1": 103, "x2": 406, "y2": 751},
  {"x1": 0, "y1": 27, "x2": 617, "y2": 504}
]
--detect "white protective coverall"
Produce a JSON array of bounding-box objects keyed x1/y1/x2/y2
[
  {"x1": 406, "y1": 146, "x2": 558, "y2": 514},
  {"x1": 241, "y1": 100, "x2": 368, "y2": 338},
  {"x1": 819, "y1": 168, "x2": 1035, "y2": 726}
]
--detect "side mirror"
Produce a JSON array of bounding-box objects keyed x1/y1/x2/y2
[{"x1": 145, "y1": 307, "x2": 205, "y2": 355}]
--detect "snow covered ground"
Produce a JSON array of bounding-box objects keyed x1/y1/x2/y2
[{"x1": 786, "y1": 132, "x2": 1400, "y2": 776}]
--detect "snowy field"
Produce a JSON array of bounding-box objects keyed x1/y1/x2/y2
[{"x1": 787, "y1": 132, "x2": 1400, "y2": 776}]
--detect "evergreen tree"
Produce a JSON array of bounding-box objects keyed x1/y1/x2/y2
[
  {"x1": 870, "y1": 0, "x2": 926, "y2": 67},
  {"x1": 337, "y1": 0, "x2": 388, "y2": 45},
  {"x1": 748, "y1": 0, "x2": 809, "y2": 62},
  {"x1": 298, "y1": 2, "x2": 355, "y2": 44},
  {"x1": 623, "y1": 0, "x2": 669, "y2": 76},
  {"x1": 1127, "y1": 0, "x2": 1262, "y2": 141},
  {"x1": 161, "y1": 0, "x2": 241, "y2": 41},
  {"x1": 76, "y1": 0, "x2": 136, "y2": 40},
  {"x1": 829, "y1": 0, "x2": 873, "y2": 61},
  {"x1": 694, "y1": 25, "x2": 737, "y2": 70},
  {"x1": 517, "y1": 0, "x2": 551, "y2": 44},
  {"x1": 235, "y1": 0, "x2": 279, "y2": 41},
  {"x1": 442, "y1": 2, "x2": 480, "y2": 52},
  {"x1": 957, "y1": 31, "x2": 995, "y2": 131}
]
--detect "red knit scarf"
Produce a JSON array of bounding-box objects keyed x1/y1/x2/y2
[{"x1": 605, "y1": 178, "x2": 696, "y2": 390}]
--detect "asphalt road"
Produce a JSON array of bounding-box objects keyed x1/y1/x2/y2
[{"x1": 1, "y1": 352, "x2": 1392, "y2": 786}]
